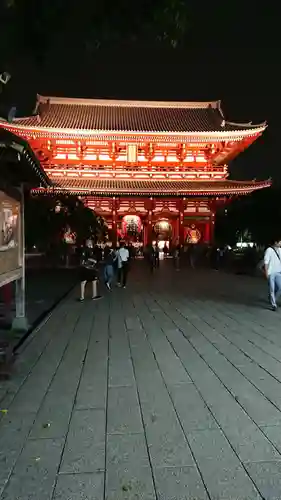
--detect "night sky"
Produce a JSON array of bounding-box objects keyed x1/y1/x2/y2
[{"x1": 1, "y1": 1, "x2": 279, "y2": 182}]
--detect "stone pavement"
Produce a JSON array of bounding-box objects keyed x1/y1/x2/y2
[
  {"x1": 1, "y1": 261, "x2": 281, "y2": 499},
  {"x1": 0, "y1": 268, "x2": 79, "y2": 340}
]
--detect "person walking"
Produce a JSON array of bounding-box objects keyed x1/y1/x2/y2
[
  {"x1": 174, "y1": 243, "x2": 181, "y2": 270},
  {"x1": 264, "y1": 238, "x2": 281, "y2": 311},
  {"x1": 79, "y1": 239, "x2": 102, "y2": 301},
  {"x1": 103, "y1": 245, "x2": 117, "y2": 290},
  {"x1": 117, "y1": 241, "x2": 130, "y2": 288},
  {"x1": 149, "y1": 244, "x2": 159, "y2": 273}
]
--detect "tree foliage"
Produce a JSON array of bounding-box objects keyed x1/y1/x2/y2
[
  {"x1": 24, "y1": 194, "x2": 107, "y2": 251},
  {"x1": 215, "y1": 188, "x2": 281, "y2": 246},
  {"x1": 1, "y1": 0, "x2": 188, "y2": 64}
]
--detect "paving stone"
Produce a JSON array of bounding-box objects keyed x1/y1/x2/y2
[
  {"x1": 190, "y1": 322, "x2": 281, "y2": 412},
  {"x1": 138, "y1": 378, "x2": 170, "y2": 406},
  {"x1": 188, "y1": 429, "x2": 261, "y2": 499},
  {"x1": 222, "y1": 423, "x2": 281, "y2": 463},
  {"x1": 107, "y1": 433, "x2": 150, "y2": 468},
  {"x1": 233, "y1": 363, "x2": 281, "y2": 410},
  {"x1": 109, "y1": 356, "x2": 135, "y2": 387},
  {"x1": 0, "y1": 438, "x2": 64, "y2": 500},
  {"x1": 142, "y1": 401, "x2": 195, "y2": 468},
  {"x1": 60, "y1": 409, "x2": 105, "y2": 473},
  {"x1": 0, "y1": 412, "x2": 36, "y2": 494},
  {"x1": 106, "y1": 465, "x2": 156, "y2": 500},
  {"x1": 7, "y1": 327, "x2": 77, "y2": 413},
  {"x1": 260, "y1": 425, "x2": 281, "y2": 455},
  {"x1": 245, "y1": 461, "x2": 281, "y2": 500},
  {"x1": 125, "y1": 316, "x2": 143, "y2": 331},
  {"x1": 169, "y1": 383, "x2": 218, "y2": 431},
  {"x1": 188, "y1": 428, "x2": 240, "y2": 464},
  {"x1": 199, "y1": 464, "x2": 261, "y2": 500},
  {"x1": 154, "y1": 466, "x2": 208, "y2": 500},
  {"x1": 53, "y1": 472, "x2": 104, "y2": 500},
  {"x1": 75, "y1": 358, "x2": 107, "y2": 410},
  {"x1": 143, "y1": 333, "x2": 192, "y2": 386},
  {"x1": 0, "y1": 389, "x2": 7, "y2": 403},
  {"x1": 107, "y1": 386, "x2": 142, "y2": 434},
  {"x1": 189, "y1": 333, "x2": 281, "y2": 426},
  {"x1": 209, "y1": 319, "x2": 281, "y2": 383},
  {"x1": 29, "y1": 394, "x2": 74, "y2": 439}
]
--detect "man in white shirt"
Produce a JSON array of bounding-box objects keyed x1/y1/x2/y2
[
  {"x1": 117, "y1": 241, "x2": 130, "y2": 288},
  {"x1": 264, "y1": 239, "x2": 281, "y2": 311}
]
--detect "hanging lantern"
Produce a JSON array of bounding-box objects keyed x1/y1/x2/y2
[
  {"x1": 122, "y1": 215, "x2": 142, "y2": 236},
  {"x1": 154, "y1": 219, "x2": 172, "y2": 236},
  {"x1": 64, "y1": 226, "x2": 76, "y2": 244},
  {"x1": 55, "y1": 200, "x2": 62, "y2": 213},
  {"x1": 186, "y1": 225, "x2": 201, "y2": 244}
]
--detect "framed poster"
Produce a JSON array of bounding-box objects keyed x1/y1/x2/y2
[{"x1": 0, "y1": 191, "x2": 22, "y2": 286}]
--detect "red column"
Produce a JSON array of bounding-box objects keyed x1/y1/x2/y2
[
  {"x1": 205, "y1": 220, "x2": 210, "y2": 243},
  {"x1": 112, "y1": 197, "x2": 117, "y2": 246},
  {"x1": 210, "y1": 213, "x2": 215, "y2": 243},
  {"x1": 208, "y1": 200, "x2": 216, "y2": 244},
  {"x1": 143, "y1": 223, "x2": 147, "y2": 247},
  {"x1": 144, "y1": 197, "x2": 154, "y2": 245},
  {"x1": 179, "y1": 200, "x2": 184, "y2": 245},
  {"x1": 174, "y1": 217, "x2": 179, "y2": 242},
  {"x1": 147, "y1": 209, "x2": 153, "y2": 244},
  {"x1": 144, "y1": 198, "x2": 154, "y2": 245}
]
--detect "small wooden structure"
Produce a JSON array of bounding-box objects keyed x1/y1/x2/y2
[{"x1": 0, "y1": 129, "x2": 50, "y2": 374}]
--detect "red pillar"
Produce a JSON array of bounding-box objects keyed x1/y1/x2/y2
[
  {"x1": 205, "y1": 220, "x2": 210, "y2": 243},
  {"x1": 143, "y1": 223, "x2": 147, "y2": 246},
  {"x1": 210, "y1": 213, "x2": 215, "y2": 243},
  {"x1": 147, "y1": 209, "x2": 153, "y2": 244},
  {"x1": 178, "y1": 199, "x2": 185, "y2": 245},
  {"x1": 144, "y1": 198, "x2": 154, "y2": 245},
  {"x1": 112, "y1": 197, "x2": 117, "y2": 246},
  {"x1": 174, "y1": 217, "x2": 179, "y2": 242},
  {"x1": 208, "y1": 200, "x2": 216, "y2": 244}
]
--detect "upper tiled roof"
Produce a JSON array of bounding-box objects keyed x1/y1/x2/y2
[
  {"x1": 32, "y1": 177, "x2": 271, "y2": 197},
  {"x1": 7, "y1": 96, "x2": 266, "y2": 135}
]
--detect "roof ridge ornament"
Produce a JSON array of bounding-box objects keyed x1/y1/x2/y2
[
  {"x1": 36, "y1": 98, "x2": 50, "y2": 123},
  {"x1": 36, "y1": 94, "x2": 219, "y2": 109}
]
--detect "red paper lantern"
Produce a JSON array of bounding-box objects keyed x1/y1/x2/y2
[
  {"x1": 154, "y1": 219, "x2": 172, "y2": 235},
  {"x1": 186, "y1": 225, "x2": 201, "y2": 244},
  {"x1": 122, "y1": 215, "x2": 142, "y2": 235}
]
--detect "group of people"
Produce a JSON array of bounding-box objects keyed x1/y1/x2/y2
[
  {"x1": 145, "y1": 242, "x2": 182, "y2": 271},
  {"x1": 263, "y1": 238, "x2": 281, "y2": 311},
  {"x1": 79, "y1": 240, "x2": 130, "y2": 301},
  {"x1": 77, "y1": 235, "x2": 281, "y2": 311}
]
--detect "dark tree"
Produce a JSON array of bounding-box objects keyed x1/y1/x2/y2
[
  {"x1": 1, "y1": 0, "x2": 188, "y2": 66},
  {"x1": 215, "y1": 187, "x2": 281, "y2": 246},
  {"x1": 24, "y1": 194, "x2": 107, "y2": 251}
]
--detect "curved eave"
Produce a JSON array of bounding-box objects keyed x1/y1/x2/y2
[
  {"x1": 0, "y1": 128, "x2": 52, "y2": 188},
  {"x1": 0, "y1": 121, "x2": 266, "y2": 143},
  {"x1": 225, "y1": 120, "x2": 267, "y2": 129},
  {"x1": 31, "y1": 180, "x2": 271, "y2": 198}
]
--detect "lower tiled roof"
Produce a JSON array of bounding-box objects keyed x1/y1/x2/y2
[{"x1": 31, "y1": 177, "x2": 271, "y2": 197}]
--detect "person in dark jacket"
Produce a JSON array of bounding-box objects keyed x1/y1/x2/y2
[
  {"x1": 79, "y1": 239, "x2": 102, "y2": 301},
  {"x1": 103, "y1": 245, "x2": 117, "y2": 290}
]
